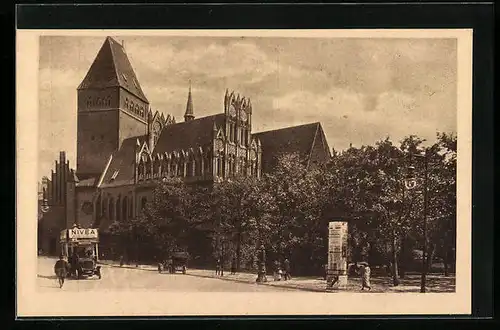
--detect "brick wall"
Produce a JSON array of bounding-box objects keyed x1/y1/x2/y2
[{"x1": 77, "y1": 110, "x2": 119, "y2": 176}]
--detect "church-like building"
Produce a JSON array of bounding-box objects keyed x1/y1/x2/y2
[{"x1": 38, "y1": 37, "x2": 331, "y2": 257}]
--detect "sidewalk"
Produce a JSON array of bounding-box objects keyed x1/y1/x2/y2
[
  {"x1": 98, "y1": 259, "x2": 327, "y2": 292},
  {"x1": 97, "y1": 259, "x2": 455, "y2": 293}
]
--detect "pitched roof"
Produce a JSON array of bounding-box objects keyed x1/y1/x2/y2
[
  {"x1": 253, "y1": 122, "x2": 330, "y2": 172},
  {"x1": 76, "y1": 177, "x2": 98, "y2": 188},
  {"x1": 153, "y1": 114, "x2": 225, "y2": 154},
  {"x1": 78, "y1": 37, "x2": 149, "y2": 103},
  {"x1": 99, "y1": 135, "x2": 148, "y2": 188}
]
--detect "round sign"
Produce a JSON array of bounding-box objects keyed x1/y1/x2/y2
[
  {"x1": 81, "y1": 201, "x2": 93, "y2": 215},
  {"x1": 404, "y1": 179, "x2": 417, "y2": 190}
]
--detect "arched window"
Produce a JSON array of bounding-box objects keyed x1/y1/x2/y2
[
  {"x1": 95, "y1": 195, "x2": 102, "y2": 226},
  {"x1": 122, "y1": 196, "x2": 128, "y2": 221},
  {"x1": 102, "y1": 197, "x2": 108, "y2": 219},
  {"x1": 109, "y1": 197, "x2": 115, "y2": 221},
  {"x1": 116, "y1": 196, "x2": 121, "y2": 222},
  {"x1": 138, "y1": 161, "x2": 144, "y2": 180},
  {"x1": 128, "y1": 195, "x2": 133, "y2": 218},
  {"x1": 216, "y1": 155, "x2": 221, "y2": 177},
  {"x1": 204, "y1": 153, "x2": 211, "y2": 175},
  {"x1": 195, "y1": 157, "x2": 201, "y2": 176}
]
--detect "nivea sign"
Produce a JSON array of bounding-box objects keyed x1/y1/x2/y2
[{"x1": 68, "y1": 228, "x2": 99, "y2": 240}]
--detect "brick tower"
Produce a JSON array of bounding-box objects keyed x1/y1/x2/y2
[{"x1": 76, "y1": 37, "x2": 149, "y2": 180}]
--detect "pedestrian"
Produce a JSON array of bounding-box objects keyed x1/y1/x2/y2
[
  {"x1": 54, "y1": 254, "x2": 70, "y2": 288},
  {"x1": 273, "y1": 260, "x2": 282, "y2": 281},
  {"x1": 359, "y1": 262, "x2": 372, "y2": 291},
  {"x1": 230, "y1": 257, "x2": 237, "y2": 275},
  {"x1": 283, "y1": 258, "x2": 291, "y2": 281},
  {"x1": 119, "y1": 255, "x2": 124, "y2": 267},
  {"x1": 215, "y1": 258, "x2": 221, "y2": 276}
]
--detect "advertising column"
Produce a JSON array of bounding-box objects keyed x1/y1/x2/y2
[{"x1": 327, "y1": 221, "x2": 348, "y2": 289}]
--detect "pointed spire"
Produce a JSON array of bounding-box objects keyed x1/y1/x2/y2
[{"x1": 184, "y1": 80, "x2": 195, "y2": 122}]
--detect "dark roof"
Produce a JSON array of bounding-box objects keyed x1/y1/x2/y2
[
  {"x1": 99, "y1": 135, "x2": 148, "y2": 188},
  {"x1": 253, "y1": 122, "x2": 330, "y2": 172},
  {"x1": 76, "y1": 177, "x2": 98, "y2": 188},
  {"x1": 153, "y1": 114, "x2": 225, "y2": 154},
  {"x1": 78, "y1": 37, "x2": 149, "y2": 103}
]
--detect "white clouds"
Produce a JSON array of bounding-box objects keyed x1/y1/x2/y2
[
  {"x1": 37, "y1": 36, "x2": 458, "y2": 177},
  {"x1": 128, "y1": 41, "x2": 277, "y2": 85}
]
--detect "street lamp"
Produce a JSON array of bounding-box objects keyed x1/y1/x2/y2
[
  {"x1": 405, "y1": 148, "x2": 429, "y2": 293},
  {"x1": 256, "y1": 244, "x2": 267, "y2": 283}
]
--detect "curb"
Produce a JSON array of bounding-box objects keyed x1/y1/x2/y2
[
  {"x1": 99, "y1": 261, "x2": 326, "y2": 293},
  {"x1": 183, "y1": 272, "x2": 327, "y2": 293}
]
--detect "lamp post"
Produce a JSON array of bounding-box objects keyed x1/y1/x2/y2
[
  {"x1": 405, "y1": 148, "x2": 429, "y2": 293},
  {"x1": 256, "y1": 244, "x2": 267, "y2": 282}
]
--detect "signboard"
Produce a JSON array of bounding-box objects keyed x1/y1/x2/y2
[
  {"x1": 67, "y1": 228, "x2": 99, "y2": 240},
  {"x1": 328, "y1": 221, "x2": 348, "y2": 276}
]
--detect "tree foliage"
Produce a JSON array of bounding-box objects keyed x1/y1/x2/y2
[{"x1": 108, "y1": 133, "x2": 457, "y2": 280}]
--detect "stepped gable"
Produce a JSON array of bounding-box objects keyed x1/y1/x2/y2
[
  {"x1": 99, "y1": 135, "x2": 148, "y2": 188},
  {"x1": 253, "y1": 122, "x2": 331, "y2": 172},
  {"x1": 78, "y1": 36, "x2": 148, "y2": 103},
  {"x1": 153, "y1": 114, "x2": 225, "y2": 154}
]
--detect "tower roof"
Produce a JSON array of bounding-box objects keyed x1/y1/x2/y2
[
  {"x1": 78, "y1": 37, "x2": 149, "y2": 103},
  {"x1": 184, "y1": 82, "x2": 194, "y2": 121}
]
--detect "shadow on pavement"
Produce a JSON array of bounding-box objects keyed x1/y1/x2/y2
[{"x1": 37, "y1": 274, "x2": 57, "y2": 280}]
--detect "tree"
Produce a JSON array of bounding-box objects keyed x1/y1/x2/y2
[
  {"x1": 262, "y1": 153, "x2": 324, "y2": 274},
  {"x1": 209, "y1": 175, "x2": 261, "y2": 271}
]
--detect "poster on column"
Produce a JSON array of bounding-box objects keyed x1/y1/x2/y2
[{"x1": 328, "y1": 221, "x2": 348, "y2": 277}]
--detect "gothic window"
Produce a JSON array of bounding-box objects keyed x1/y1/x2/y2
[
  {"x1": 95, "y1": 195, "x2": 102, "y2": 223},
  {"x1": 116, "y1": 196, "x2": 121, "y2": 222},
  {"x1": 125, "y1": 98, "x2": 129, "y2": 109},
  {"x1": 195, "y1": 157, "x2": 202, "y2": 176},
  {"x1": 130, "y1": 100, "x2": 135, "y2": 111},
  {"x1": 135, "y1": 105, "x2": 140, "y2": 115},
  {"x1": 234, "y1": 125, "x2": 238, "y2": 143},
  {"x1": 102, "y1": 197, "x2": 108, "y2": 218},
  {"x1": 107, "y1": 97, "x2": 111, "y2": 107},
  {"x1": 176, "y1": 161, "x2": 182, "y2": 177},
  {"x1": 185, "y1": 159, "x2": 191, "y2": 178},
  {"x1": 87, "y1": 97, "x2": 91, "y2": 108},
  {"x1": 138, "y1": 162, "x2": 144, "y2": 180},
  {"x1": 216, "y1": 156, "x2": 220, "y2": 177},
  {"x1": 204, "y1": 154, "x2": 211, "y2": 175},
  {"x1": 128, "y1": 195, "x2": 133, "y2": 218},
  {"x1": 228, "y1": 123, "x2": 233, "y2": 142},
  {"x1": 122, "y1": 196, "x2": 128, "y2": 221},
  {"x1": 109, "y1": 197, "x2": 115, "y2": 221},
  {"x1": 141, "y1": 197, "x2": 147, "y2": 210}
]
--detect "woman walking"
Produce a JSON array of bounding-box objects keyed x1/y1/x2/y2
[{"x1": 359, "y1": 262, "x2": 372, "y2": 291}]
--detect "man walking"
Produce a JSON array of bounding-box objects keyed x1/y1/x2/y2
[{"x1": 283, "y1": 258, "x2": 291, "y2": 281}]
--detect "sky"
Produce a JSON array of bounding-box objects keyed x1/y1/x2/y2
[{"x1": 38, "y1": 35, "x2": 457, "y2": 178}]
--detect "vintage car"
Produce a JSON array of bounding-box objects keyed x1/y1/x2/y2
[
  {"x1": 159, "y1": 251, "x2": 189, "y2": 274},
  {"x1": 60, "y1": 226, "x2": 102, "y2": 279}
]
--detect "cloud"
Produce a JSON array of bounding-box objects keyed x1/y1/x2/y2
[
  {"x1": 37, "y1": 36, "x2": 458, "y2": 177},
  {"x1": 127, "y1": 41, "x2": 277, "y2": 88}
]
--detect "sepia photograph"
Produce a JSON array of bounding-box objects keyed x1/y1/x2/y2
[{"x1": 17, "y1": 29, "x2": 472, "y2": 316}]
